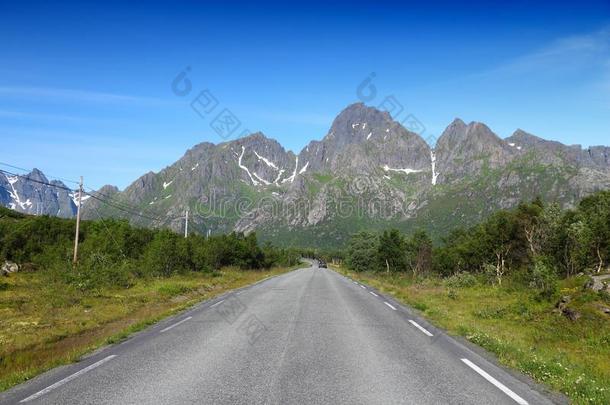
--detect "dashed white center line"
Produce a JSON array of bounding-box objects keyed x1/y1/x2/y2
[
  {"x1": 461, "y1": 358, "x2": 528, "y2": 405},
  {"x1": 408, "y1": 320, "x2": 434, "y2": 337},
  {"x1": 384, "y1": 302, "x2": 397, "y2": 310},
  {"x1": 19, "y1": 355, "x2": 117, "y2": 403},
  {"x1": 210, "y1": 299, "x2": 225, "y2": 308},
  {"x1": 369, "y1": 291, "x2": 378, "y2": 297},
  {"x1": 353, "y1": 281, "x2": 358, "y2": 284},
  {"x1": 360, "y1": 285, "x2": 366, "y2": 289},
  {"x1": 160, "y1": 316, "x2": 192, "y2": 333}
]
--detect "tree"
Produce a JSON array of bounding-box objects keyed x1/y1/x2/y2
[
  {"x1": 577, "y1": 192, "x2": 610, "y2": 273},
  {"x1": 378, "y1": 229, "x2": 406, "y2": 273},
  {"x1": 345, "y1": 231, "x2": 378, "y2": 272},
  {"x1": 405, "y1": 230, "x2": 433, "y2": 278},
  {"x1": 481, "y1": 211, "x2": 523, "y2": 285},
  {"x1": 515, "y1": 198, "x2": 545, "y2": 256}
]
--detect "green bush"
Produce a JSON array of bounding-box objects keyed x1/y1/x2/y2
[
  {"x1": 528, "y1": 256, "x2": 558, "y2": 301},
  {"x1": 0, "y1": 210, "x2": 291, "y2": 291},
  {"x1": 445, "y1": 272, "x2": 478, "y2": 288}
]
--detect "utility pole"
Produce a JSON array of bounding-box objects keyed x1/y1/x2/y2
[
  {"x1": 184, "y1": 209, "x2": 189, "y2": 238},
  {"x1": 73, "y1": 176, "x2": 83, "y2": 265}
]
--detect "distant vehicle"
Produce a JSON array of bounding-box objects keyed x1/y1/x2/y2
[{"x1": 319, "y1": 261, "x2": 327, "y2": 268}]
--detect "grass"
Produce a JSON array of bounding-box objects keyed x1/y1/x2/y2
[
  {"x1": 0, "y1": 264, "x2": 301, "y2": 392},
  {"x1": 334, "y1": 266, "x2": 610, "y2": 405}
]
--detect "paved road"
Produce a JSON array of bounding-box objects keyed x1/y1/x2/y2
[{"x1": 1, "y1": 263, "x2": 557, "y2": 404}]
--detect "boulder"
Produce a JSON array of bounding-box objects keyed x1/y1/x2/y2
[
  {"x1": 589, "y1": 274, "x2": 610, "y2": 292},
  {"x1": 555, "y1": 295, "x2": 571, "y2": 311},
  {"x1": 1, "y1": 261, "x2": 19, "y2": 277},
  {"x1": 562, "y1": 308, "x2": 581, "y2": 321}
]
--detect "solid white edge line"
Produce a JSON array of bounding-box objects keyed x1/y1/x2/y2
[
  {"x1": 384, "y1": 302, "x2": 397, "y2": 310},
  {"x1": 369, "y1": 291, "x2": 378, "y2": 297},
  {"x1": 160, "y1": 316, "x2": 193, "y2": 333},
  {"x1": 20, "y1": 355, "x2": 117, "y2": 403},
  {"x1": 408, "y1": 319, "x2": 434, "y2": 337},
  {"x1": 210, "y1": 299, "x2": 225, "y2": 308},
  {"x1": 461, "y1": 358, "x2": 529, "y2": 405}
]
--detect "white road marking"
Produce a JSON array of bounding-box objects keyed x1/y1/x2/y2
[
  {"x1": 408, "y1": 320, "x2": 434, "y2": 337},
  {"x1": 160, "y1": 316, "x2": 192, "y2": 333},
  {"x1": 384, "y1": 302, "x2": 397, "y2": 310},
  {"x1": 20, "y1": 355, "x2": 117, "y2": 402},
  {"x1": 360, "y1": 285, "x2": 366, "y2": 289},
  {"x1": 210, "y1": 299, "x2": 225, "y2": 308},
  {"x1": 461, "y1": 358, "x2": 529, "y2": 405},
  {"x1": 353, "y1": 281, "x2": 358, "y2": 284},
  {"x1": 369, "y1": 291, "x2": 378, "y2": 297}
]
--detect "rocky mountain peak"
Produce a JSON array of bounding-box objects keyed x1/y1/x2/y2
[
  {"x1": 27, "y1": 168, "x2": 48, "y2": 183},
  {"x1": 0, "y1": 169, "x2": 76, "y2": 218},
  {"x1": 5, "y1": 102, "x2": 610, "y2": 249},
  {"x1": 325, "y1": 102, "x2": 393, "y2": 146},
  {"x1": 435, "y1": 119, "x2": 514, "y2": 183}
]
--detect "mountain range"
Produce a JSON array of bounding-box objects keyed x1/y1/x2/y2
[{"x1": 2, "y1": 103, "x2": 609, "y2": 248}]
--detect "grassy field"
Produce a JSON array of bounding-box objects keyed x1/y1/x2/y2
[
  {"x1": 0, "y1": 265, "x2": 300, "y2": 392},
  {"x1": 334, "y1": 266, "x2": 610, "y2": 405}
]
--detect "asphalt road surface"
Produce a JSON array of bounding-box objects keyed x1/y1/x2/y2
[{"x1": 1, "y1": 263, "x2": 558, "y2": 404}]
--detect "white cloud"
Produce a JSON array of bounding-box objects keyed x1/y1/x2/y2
[
  {"x1": 0, "y1": 86, "x2": 169, "y2": 105},
  {"x1": 465, "y1": 26, "x2": 610, "y2": 112},
  {"x1": 0, "y1": 109, "x2": 100, "y2": 123},
  {"x1": 478, "y1": 27, "x2": 610, "y2": 77}
]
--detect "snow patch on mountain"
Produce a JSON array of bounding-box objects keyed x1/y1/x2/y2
[
  {"x1": 238, "y1": 146, "x2": 259, "y2": 186},
  {"x1": 5, "y1": 175, "x2": 29, "y2": 210},
  {"x1": 282, "y1": 156, "x2": 299, "y2": 184},
  {"x1": 69, "y1": 192, "x2": 91, "y2": 207},
  {"x1": 299, "y1": 161, "x2": 309, "y2": 174},
  {"x1": 382, "y1": 165, "x2": 423, "y2": 175},
  {"x1": 273, "y1": 169, "x2": 285, "y2": 185},
  {"x1": 431, "y1": 150, "x2": 439, "y2": 185},
  {"x1": 253, "y1": 150, "x2": 278, "y2": 170},
  {"x1": 253, "y1": 172, "x2": 271, "y2": 185}
]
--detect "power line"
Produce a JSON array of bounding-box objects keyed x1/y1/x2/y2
[
  {"x1": 83, "y1": 186, "x2": 165, "y2": 221},
  {"x1": 89, "y1": 202, "x2": 126, "y2": 258},
  {"x1": 0, "y1": 169, "x2": 76, "y2": 192},
  {"x1": 84, "y1": 192, "x2": 165, "y2": 222},
  {"x1": 0, "y1": 162, "x2": 80, "y2": 185},
  {"x1": 1, "y1": 163, "x2": 166, "y2": 220},
  {"x1": 1, "y1": 164, "x2": 185, "y2": 223}
]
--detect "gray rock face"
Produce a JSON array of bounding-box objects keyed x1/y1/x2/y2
[
  {"x1": 435, "y1": 119, "x2": 515, "y2": 183},
  {"x1": 4, "y1": 103, "x2": 610, "y2": 248},
  {"x1": 299, "y1": 103, "x2": 431, "y2": 175},
  {"x1": 0, "y1": 169, "x2": 77, "y2": 218}
]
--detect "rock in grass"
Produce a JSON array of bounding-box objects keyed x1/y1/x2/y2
[
  {"x1": 562, "y1": 308, "x2": 581, "y2": 321},
  {"x1": 1, "y1": 261, "x2": 19, "y2": 277},
  {"x1": 555, "y1": 295, "x2": 571, "y2": 311}
]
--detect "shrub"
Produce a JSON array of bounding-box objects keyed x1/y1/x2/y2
[
  {"x1": 445, "y1": 272, "x2": 478, "y2": 288},
  {"x1": 528, "y1": 257, "x2": 558, "y2": 301}
]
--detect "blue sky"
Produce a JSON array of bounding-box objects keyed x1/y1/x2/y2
[{"x1": 1, "y1": 0, "x2": 609, "y2": 190}]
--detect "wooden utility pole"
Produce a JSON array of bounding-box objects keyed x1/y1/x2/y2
[
  {"x1": 73, "y1": 176, "x2": 83, "y2": 264},
  {"x1": 184, "y1": 209, "x2": 189, "y2": 238}
]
